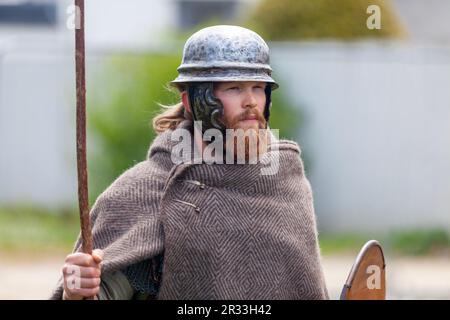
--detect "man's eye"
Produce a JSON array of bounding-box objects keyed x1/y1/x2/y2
[{"x1": 227, "y1": 87, "x2": 240, "y2": 91}]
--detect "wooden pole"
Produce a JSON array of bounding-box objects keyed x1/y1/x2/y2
[{"x1": 75, "y1": 0, "x2": 93, "y2": 255}]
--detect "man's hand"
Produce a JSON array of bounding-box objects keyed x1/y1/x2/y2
[{"x1": 62, "y1": 249, "x2": 104, "y2": 300}]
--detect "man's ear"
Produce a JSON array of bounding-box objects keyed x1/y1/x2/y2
[{"x1": 181, "y1": 91, "x2": 191, "y2": 114}]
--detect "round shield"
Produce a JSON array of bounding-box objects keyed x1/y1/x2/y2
[{"x1": 340, "y1": 240, "x2": 386, "y2": 300}]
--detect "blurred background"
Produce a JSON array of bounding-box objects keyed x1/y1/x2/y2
[{"x1": 0, "y1": 0, "x2": 449, "y2": 299}]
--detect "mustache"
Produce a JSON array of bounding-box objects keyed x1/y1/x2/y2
[{"x1": 227, "y1": 109, "x2": 267, "y2": 129}]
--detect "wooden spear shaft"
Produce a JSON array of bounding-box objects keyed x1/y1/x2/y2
[{"x1": 75, "y1": 0, "x2": 93, "y2": 255}]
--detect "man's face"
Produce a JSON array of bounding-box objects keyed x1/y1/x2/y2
[
  {"x1": 213, "y1": 81, "x2": 267, "y2": 131},
  {"x1": 214, "y1": 81, "x2": 269, "y2": 162}
]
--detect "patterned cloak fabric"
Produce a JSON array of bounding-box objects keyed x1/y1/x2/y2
[{"x1": 50, "y1": 120, "x2": 329, "y2": 299}]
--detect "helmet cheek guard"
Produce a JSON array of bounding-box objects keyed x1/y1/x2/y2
[
  {"x1": 264, "y1": 85, "x2": 272, "y2": 123},
  {"x1": 187, "y1": 82, "x2": 225, "y2": 134}
]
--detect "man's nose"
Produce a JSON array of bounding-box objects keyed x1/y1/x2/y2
[{"x1": 243, "y1": 89, "x2": 258, "y2": 108}]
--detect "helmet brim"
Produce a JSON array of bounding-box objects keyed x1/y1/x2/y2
[{"x1": 170, "y1": 68, "x2": 279, "y2": 91}]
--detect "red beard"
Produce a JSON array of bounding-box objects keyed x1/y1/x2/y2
[{"x1": 222, "y1": 109, "x2": 269, "y2": 163}]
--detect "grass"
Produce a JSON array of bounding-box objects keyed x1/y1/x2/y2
[
  {"x1": 386, "y1": 229, "x2": 450, "y2": 256},
  {"x1": 319, "y1": 233, "x2": 370, "y2": 255},
  {"x1": 0, "y1": 206, "x2": 449, "y2": 257},
  {"x1": 0, "y1": 206, "x2": 80, "y2": 254},
  {"x1": 319, "y1": 228, "x2": 450, "y2": 257}
]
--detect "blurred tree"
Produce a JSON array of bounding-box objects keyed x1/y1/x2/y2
[
  {"x1": 242, "y1": 0, "x2": 407, "y2": 40},
  {"x1": 87, "y1": 54, "x2": 180, "y2": 201}
]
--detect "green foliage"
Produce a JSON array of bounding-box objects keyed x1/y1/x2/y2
[
  {"x1": 241, "y1": 0, "x2": 407, "y2": 41},
  {"x1": 269, "y1": 87, "x2": 302, "y2": 141},
  {"x1": 87, "y1": 54, "x2": 181, "y2": 201}
]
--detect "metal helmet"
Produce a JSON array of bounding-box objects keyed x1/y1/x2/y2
[
  {"x1": 170, "y1": 25, "x2": 278, "y2": 133},
  {"x1": 171, "y1": 25, "x2": 278, "y2": 89}
]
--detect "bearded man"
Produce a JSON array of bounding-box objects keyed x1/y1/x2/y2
[{"x1": 51, "y1": 25, "x2": 329, "y2": 300}]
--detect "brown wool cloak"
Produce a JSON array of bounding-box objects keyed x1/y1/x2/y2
[{"x1": 50, "y1": 120, "x2": 329, "y2": 299}]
